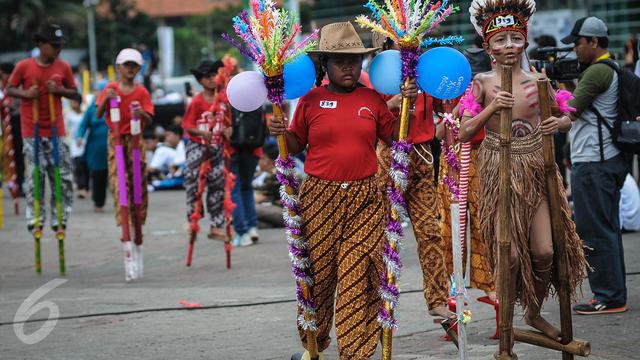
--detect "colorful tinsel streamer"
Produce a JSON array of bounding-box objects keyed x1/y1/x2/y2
[
  {"x1": 222, "y1": 0, "x2": 318, "y2": 77},
  {"x1": 356, "y1": 0, "x2": 459, "y2": 50},
  {"x1": 379, "y1": 140, "x2": 412, "y2": 329},
  {"x1": 357, "y1": 0, "x2": 459, "y2": 332},
  {"x1": 224, "y1": 0, "x2": 319, "y2": 331}
]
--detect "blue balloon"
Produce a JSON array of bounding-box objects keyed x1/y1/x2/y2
[
  {"x1": 417, "y1": 47, "x2": 472, "y2": 100},
  {"x1": 284, "y1": 55, "x2": 316, "y2": 99},
  {"x1": 369, "y1": 50, "x2": 402, "y2": 95}
]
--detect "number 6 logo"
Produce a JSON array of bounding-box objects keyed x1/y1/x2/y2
[{"x1": 13, "y1": 279, "x2": 67, "y2": 344}]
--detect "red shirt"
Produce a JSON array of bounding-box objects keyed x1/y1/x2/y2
[
  {"x1": 9, "y1": 58, "x2": 76, "y2": 138},
  {"x1": 289, "y1": 85, "x2": 395, "y2": 181},
  {"x1": 410, "y1": 93, "x2": 437, "y2": 144},
  {"x1": 97, "y1": 82, "x2": 154, "y2": 135},
  {"x1": 183, "y1": 92, "x2": 216, "y2": 144}
]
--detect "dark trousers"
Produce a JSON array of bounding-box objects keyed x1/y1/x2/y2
[
  {"x1": 230, "y1": 150, "x2": 259, "y2": 235},
  {"x1": 73, "y1": 156, "x2": 90, "y2": 191},
  {"x1": 91, "y1": 170, "x2": 108, "y2": 208},
  {"x1": 571, "y1": 154, "x2": 628, "y2": 306}
]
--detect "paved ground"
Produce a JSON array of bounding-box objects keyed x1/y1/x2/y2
[{"x1": 0, "y1": 190, "x2": 638, "y2": 359}]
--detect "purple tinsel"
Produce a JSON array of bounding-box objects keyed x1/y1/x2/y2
[
  {"x1": 288, "y1": 244, "x2": 306, "y2": 258},
  {"x1": 392, "y1": 139, "x2": 413, "y2": 153},
  {"x1": 265, "y1": 74, "x2": 285, "y2": 105},
  {"x1": 296, "y1": 285, "x2": 317, "y2": 310},
  {"x1": 400, "y1": 47, "x2": 420, "y2": 82},
  {"x1": 384, "y1": 241, "x2": 401, "y2": 264},
  {"x1": 386, "y1": 218, "x2": 403, "y2": 235},
  {"x1": 386, "y1": 187, "x2": 407, "y2": 210},
  {"x1": 276, "y1": 171, "x2": 299, "y2": 191},
  {"x1": 443, "y1": 144, "x2": 459, "y2": 172},
  {"x1": 386, "y1": 222, "x2": 402, "y2": 237},
  {"x1": 221, "y1": 33, "x2": 256, "y2": 62},
  {"x1": 380, "y1": 277, "x2": 400, "y2": 297}
]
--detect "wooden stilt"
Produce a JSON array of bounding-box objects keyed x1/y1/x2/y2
[
  {"x1": 514, "y1": 329, "x2": 591, "y2": 357},
  {"x1": 537, "y1": 79, "x2": 589, "y2": 359},
  {"x1": 497, "y1": 65, "x2": 515, "y2": 360}
]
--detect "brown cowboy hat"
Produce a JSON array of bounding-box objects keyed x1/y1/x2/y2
[{"x1": 309, "y1": 22, "x2": 379, "y2": 55}]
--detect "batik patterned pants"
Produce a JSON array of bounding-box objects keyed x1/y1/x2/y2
[
  {"x1": 297, "y1": 176, "x2": 384, "y2": 360},
  {"x1": 184, "y1": 141, "x2": 224, "y2": 228},
  {"x1": 377, "y1": 142, "x2": 449, "y2": 310}
]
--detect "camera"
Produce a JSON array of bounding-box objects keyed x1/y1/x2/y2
[{"x1": 530, "y1": 46, "x2": 581, "y2": 81}]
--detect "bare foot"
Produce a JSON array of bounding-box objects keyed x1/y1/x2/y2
[
  {"x1": 486, "y1": 291, "x2": 497, "y2": 303},
  {"x1": 428, "y1": 305, "x2": 453, "y2": 319},
  {"x1": 207, "y1": 227, "x2": 228, "y2": 241},
  {"x1": 94, "y1": 207, "x2": 104, "y2": 213},
  {"x1": 525, "y1": 315, "x2": 561, "y2": 342}
]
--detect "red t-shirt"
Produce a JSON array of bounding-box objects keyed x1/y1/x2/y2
[
  {"x1": 183, "y1": 92, "x2": 215, "y2": 144},
  {"x1": 410, "y1": 93, "x2": 437, "y2": 144},
  {"x1": 97, "y1": 82, "x2": 154, "y2": 135},
  {"x1": 289, "y1": 85, "x2": 395, "y2": 181},
  {"x1": 9, "y1": 58, "x2": 76, "y2": 138}
]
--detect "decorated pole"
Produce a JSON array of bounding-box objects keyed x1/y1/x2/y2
[
  {"x1": 496, "y1": 64, "x2": 515, "y2": 360},
  {"x1": 110, "y1": 97, "x2": 136, "y2": 281},
  {"x1": 223, "y1": 1, "x2": 319, "y2": 356},
  {"x1": 356, "y1": 1, "x2": 459, "y2": 358},
  {"x1": 440, "y1": 99, "x2": 471, "y2": 356},
  {"x1": 1, "y1": 102, "x2": 19, "y2": 215},
  {"x1": 32, "y1": 81, "x2": 42, "y2": 274},
  {"x1": 48, "y1": 93, "x2": 66, "y2": 275},
  {"x1": 130, "y1": 102, "x2": 144, "y2": 277}
]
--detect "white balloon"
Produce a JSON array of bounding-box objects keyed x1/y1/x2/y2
[{"x1": 226, "y1": 71, "x2": 268, "y2": 112}]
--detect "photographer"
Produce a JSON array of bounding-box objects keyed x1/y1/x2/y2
[{"x1": 563, "y1": 17, "x2": 628, "y2": 315}]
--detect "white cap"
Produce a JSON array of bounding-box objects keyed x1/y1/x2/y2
[{"x1": 115, "y1": 48, "x2": 143, "y2": 66}]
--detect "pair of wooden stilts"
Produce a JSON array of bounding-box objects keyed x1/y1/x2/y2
[{"x1": 496, "y1": 65, "x2": 590, "y2": 359}]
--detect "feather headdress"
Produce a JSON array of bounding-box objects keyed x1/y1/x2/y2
[{"x1": 469, "y1": 0, "x2": 536, "y2": 42}]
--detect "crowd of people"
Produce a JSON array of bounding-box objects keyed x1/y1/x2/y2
[{"x1": 1, "y1": 2, "x2": 640, "y2": 358}]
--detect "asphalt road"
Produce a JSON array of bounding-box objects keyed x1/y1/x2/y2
[{"x1": 0, "y1": 191, "x2": 638, "y2": 359}]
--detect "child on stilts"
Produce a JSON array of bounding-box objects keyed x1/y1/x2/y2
[
  {"x1": 269, "y1": 22, "x2": 418, "y2": 359},
  {"x1": 461, "y1": 0, "x2": 586, "y2": 349},
  {"x1": 97, "y1": 48, "x2": 154, "y2": 281},
  {"x1": 6, "y1": 24, "x2": 77, "y2": 238},
  {"x1": 183, "y1": 59, "x2": 232, "y2": 242}
]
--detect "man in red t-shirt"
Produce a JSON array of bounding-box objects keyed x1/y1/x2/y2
[{"x1": 7, "y1": 24, "x2": 80, "y2": 232}]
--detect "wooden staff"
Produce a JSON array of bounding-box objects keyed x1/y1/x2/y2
[
  {"x1": 536, "y1": 79, "x2": 586, "y2": 359},
  {"x1": 273, "y1": 104, "x2": 319, "y2": 359},
  {"x1": 496, "y1": 65, "x2": 515, "y2": 360}
]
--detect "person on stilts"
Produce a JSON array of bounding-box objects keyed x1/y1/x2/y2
[
  {"x1": 460, "y1": 0, "x2": 587, "y2": 354},
  {"x1": 6, "y1": 24, "x2": 78, "y2": 273},
  {"x1": 97, "y1": 48, "x2": 154, "y2": 281}
]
